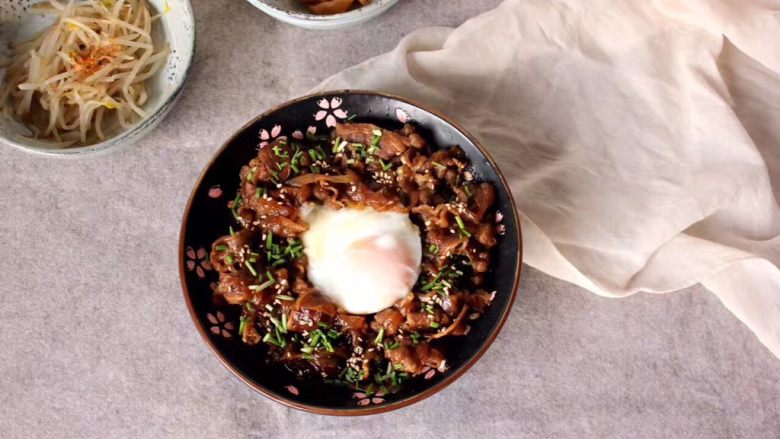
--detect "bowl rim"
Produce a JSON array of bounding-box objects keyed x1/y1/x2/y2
[
  {"x1": 178, "y1": 89, "x2": 523, "y2": 416},
  {"x1": 248, "y1": 0, "x2": 398, "y2": 21},
  {"x1": 0, "y1": 0, "x2": 197, "y2": 157}
]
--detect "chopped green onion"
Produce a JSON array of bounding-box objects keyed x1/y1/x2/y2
[
  {"x1": 290, "y1": 150, "x2": 303, "y2": 173},
  {"x1": 224, "y1": 254, "x2": 234, "y2": 265},
  {"x1": 276, "y1": 294, "x2": 294, "y2": 301},
  {"x1": 335, "y1": 140, "x2": 347, "y2": 153},
  {"x1": 266, "y1": 270, "x2": 275, "y2": 283},
  {"x1": 464, "y1": 184, "x2": 472, "y2": 197},
  {"x1": 245, "y1": 303, "x2": 254, "y2": 312},
  {"x1": 249, "y1": 278, "x2": 275, "y2": 291},
  {"x1": 430, "y1": 321, "x2": 441, "y2": 329},
  {"x1": 266, "y1": 231, "x2": 273, "y2": 249},
  {"x1": 421, "y1": 270, "x2": 443, "y2": 291},
  {"x1": 321, "y1": 334, "x2": 334, "y2": 352},
  {"x1": 300, "y1": 346, "x2": 314, "y2": 354},
  {"x1": 432, "y1": 161, "x2": 447, "y2": 170},
  {"x1": 269, "y1": 316, "x2": 283, "y2": 332},
  {"x1": 311, "y1": 166, "x2": 320, "y2": 174},
  {"x1": 238, "y1": 316, "x2": 247, "y2": 337},
  {"x1": 379, "y1": 159, "x2": 393, "y2": 171},
  {"x1": 231, "y1": 193, "x2": 243, "y2": 219},
  {"x1": 229, "y1": 226, "x2": 235, "y2": 236},
  {"x1": 244, "y1": 261, "x2": 258, "y2": 277},
  {"x1": 455, "y1": 215, "x2": 472, "y2": 237},
  {"x1": 428, "y1": 244, "x2": 438, "y2": 254},
  {"x1": 346, "y1": 159, "x2": 355, "y2": 165},
  {"x1": 385, "y1": 341, "x2": 400, "y2": 350},
  {"x1": 215, "y1": 245, "x2": 228, "y2": 252},
  {"x1": 346, "y1": 114, "x2": 357, "y2": 121},
  {"x1": 375, "y1": 327, "x2": 384, "y2": 345},
  {"x1": 370, "y1": 130, "x2": 382, "y2": 150},
  {"x1": 272, "y1": 145, "x2": 287, "y2": 157}
]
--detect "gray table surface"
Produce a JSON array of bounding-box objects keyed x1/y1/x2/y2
[{"x1": 1, "y1": 1, "x2": 779, "y2": 437}]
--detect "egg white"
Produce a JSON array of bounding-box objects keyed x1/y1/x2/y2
[{"x1": 300, "y1": 204, "x2": 422, "y2": 315}]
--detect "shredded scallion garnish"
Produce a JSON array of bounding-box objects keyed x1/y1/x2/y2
[{"x1": 244, "y1": 261, "x2": 258, "y2": 277}]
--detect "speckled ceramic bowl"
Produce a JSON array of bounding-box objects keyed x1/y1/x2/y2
[
  {"x1": 0, "y1": 0, "x2": 195, "y2": 157},
  {"x1": 245, "y1": 0, "x2": 400, "y2": 30},
  {"x1": 179, "y1": 90, "x2": 522, "y2": 415}
]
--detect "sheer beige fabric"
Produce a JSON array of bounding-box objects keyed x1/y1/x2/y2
[{"x1": 317, "y1": 0, "x2": 780, "y2": 357}]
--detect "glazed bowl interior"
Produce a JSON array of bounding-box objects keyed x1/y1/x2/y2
[
  {"x1": 0, "y1": 0, "x2": 195, "y2": 157},
  {"x1": 180, "y1": 90, "x2": 521, "y2": 415}
]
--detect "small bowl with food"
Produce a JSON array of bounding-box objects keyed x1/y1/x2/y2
[
  {"x1": 0, "y1": 0, "x2": 195, "y2": 157},
  {"x1": 180, "y1": 90, "x2": 522, "y2": 415},
  {"x1": 245, "y1": 0, "x2": 400, "y2": 30}
]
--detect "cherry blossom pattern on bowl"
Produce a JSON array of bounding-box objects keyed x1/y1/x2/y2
[{"x1": 185, "y1": 246, "x2": 212, "y2": 279}]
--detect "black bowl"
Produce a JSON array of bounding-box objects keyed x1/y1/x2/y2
[{"x1": 179, "y1": 90, "x2": 522, "y2": 415}]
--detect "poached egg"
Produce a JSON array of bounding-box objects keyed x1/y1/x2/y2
[{"x1": 300, "y1": 204, "x2": 422, "y2": 315}]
